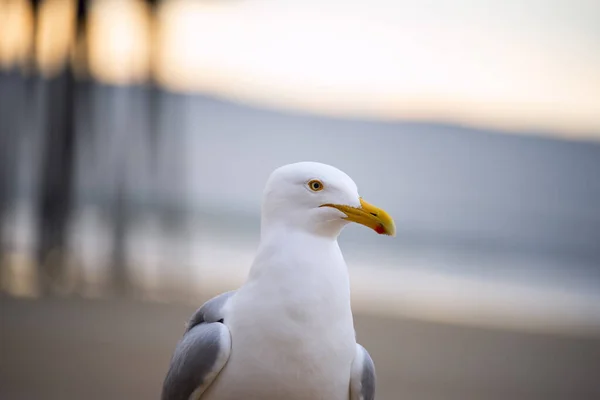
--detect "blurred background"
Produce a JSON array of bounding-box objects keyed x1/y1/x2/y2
[{"x1": 1, "y1": 0, "x2": 600, "y2": 399}]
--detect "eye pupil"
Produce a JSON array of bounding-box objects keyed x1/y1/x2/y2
[{"x1": 309, "y1": 180, "x2": 323, "y2": 191}]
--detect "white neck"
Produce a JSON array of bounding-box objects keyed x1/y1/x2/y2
[
  {"x1": 245, "y1": 225, "x2": 352, "y2": 314},
  {"x1": 251, "y1": 224, "x2": 340, "y2": 272}
]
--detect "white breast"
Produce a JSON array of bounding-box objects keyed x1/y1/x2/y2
[{"x1": 202, "y1": 232, "x2": 357, "y2": 400}]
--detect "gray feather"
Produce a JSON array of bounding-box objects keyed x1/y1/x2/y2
[
  {"x1": 186, "y1": 290, "x2": 236, "y2": 330},
  {"x1": 161, "y1": 291, "x2": 236, "y2": 400},
  {"x1": 360, "y1": 345, "x2": 376, "y2": 400},
  {"x1": 350, "y1": 343, "x2": 376, "y2": 400}
]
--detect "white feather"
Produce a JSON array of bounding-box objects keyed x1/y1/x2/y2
[{"x1": 200, "y1": 162, "x2": 368, "y2": 400}]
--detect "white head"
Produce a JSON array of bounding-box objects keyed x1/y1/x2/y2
[{"x1": 261, "y1": 162, "x2": 395, "y2": 239}]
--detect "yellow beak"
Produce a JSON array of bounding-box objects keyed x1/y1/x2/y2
[{"x1": 320, "y1": 198, "x2": 396, "y2": 236}]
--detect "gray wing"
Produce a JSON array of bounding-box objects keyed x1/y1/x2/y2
[
  {"x1": 161, "y1": 291, "x2": 236, "y2": 400},
  {"x1": 349, "y1": 343, "x2": 376, "y2": 400}
]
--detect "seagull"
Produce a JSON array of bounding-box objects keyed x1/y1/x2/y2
[{"x1": 161, "y1": 161, "x2": 395, "y2": 400}]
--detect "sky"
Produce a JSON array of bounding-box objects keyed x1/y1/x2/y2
[
  {"x1": 4, "y1": 0, "x2": 597, "y2": 138},
  {"x1": 152, "y1": 0, "x2": 600, "y2": 138}
]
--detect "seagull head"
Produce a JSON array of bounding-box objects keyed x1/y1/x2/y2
[{"x1": 261, "y1": 162, "x2": 395, "y2": 239}]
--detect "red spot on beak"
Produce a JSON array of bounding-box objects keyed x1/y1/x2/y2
[{"x1": 375, "y1": 224, "x2": 386, "y2": 234}]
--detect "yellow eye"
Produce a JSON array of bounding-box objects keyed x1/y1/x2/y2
[{"x1": 308, "y1": 179, "x2": 324, "y2": 192}]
